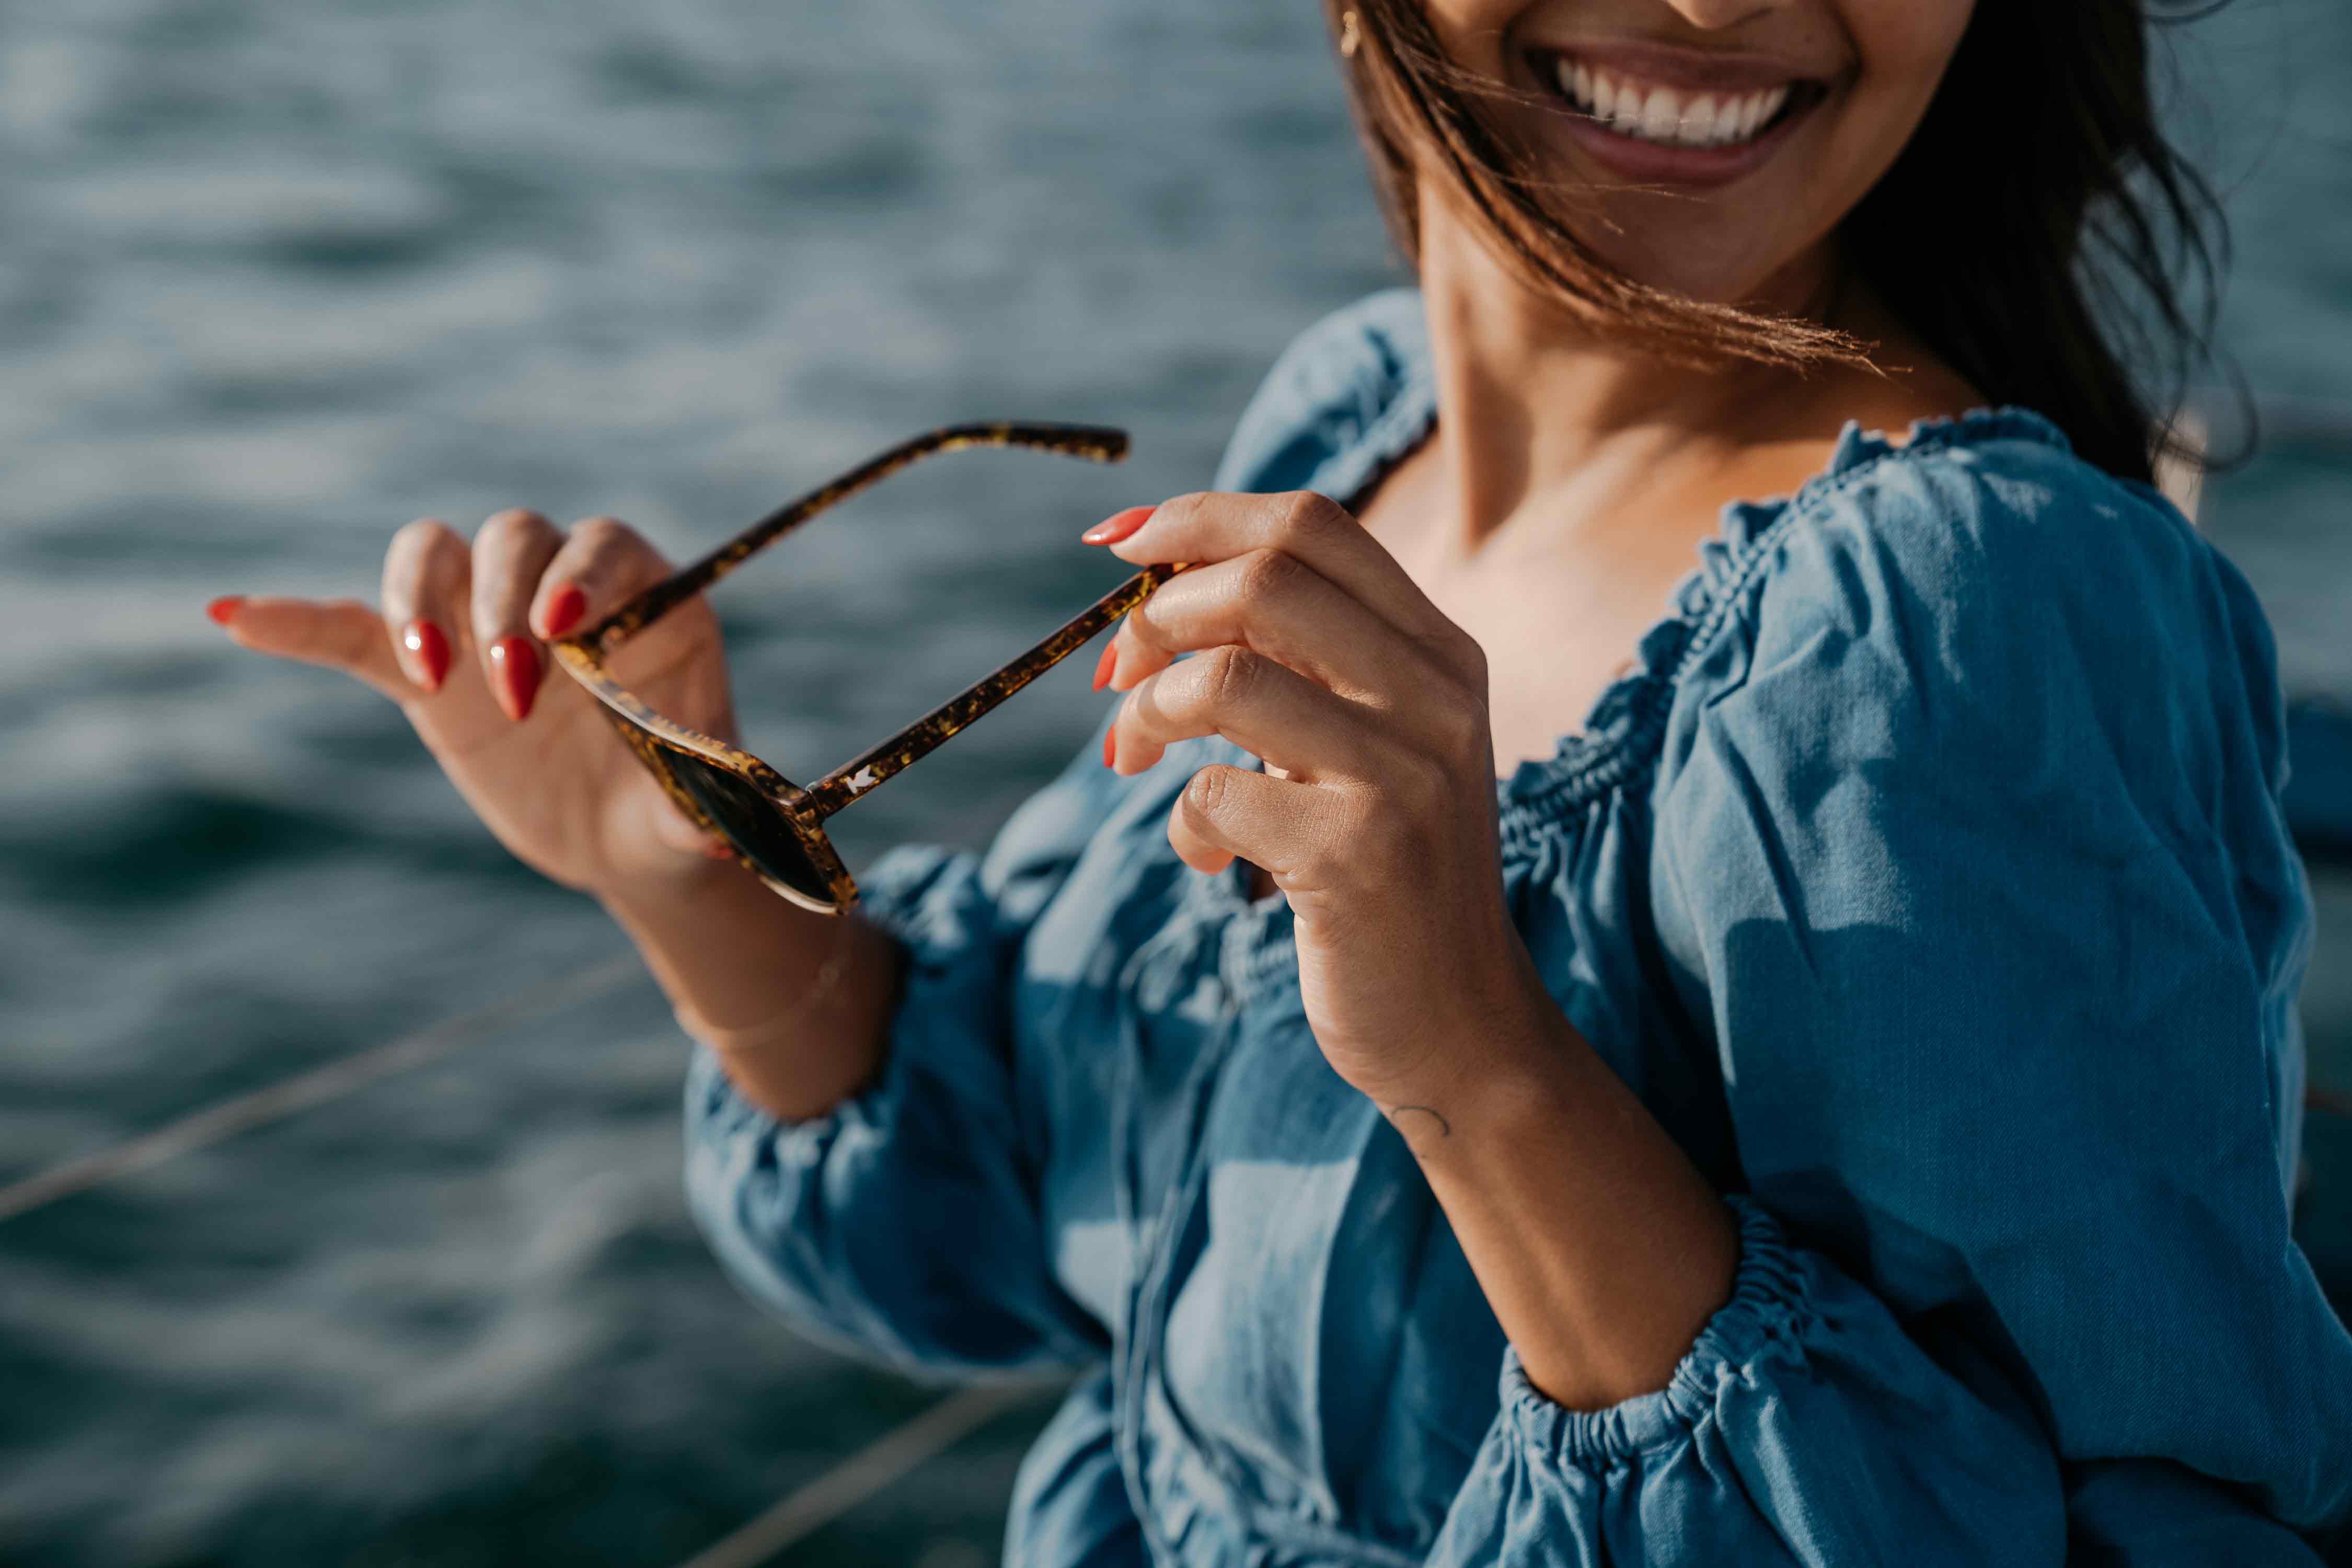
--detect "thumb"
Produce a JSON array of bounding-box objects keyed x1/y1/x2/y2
[
  {"x1": 212, "y1": 594, "x2": 411, "y2": 704},
  {"x1": 622, "y1": 765, "x2": 738, "y2": 863}
]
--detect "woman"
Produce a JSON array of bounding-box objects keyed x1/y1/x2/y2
[{"x1": 212, "y1": 0, "x2": 2352, "y2": 1560}]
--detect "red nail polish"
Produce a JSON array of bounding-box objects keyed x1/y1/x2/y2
[
  {"x1": 541, "y1": 582, "x2": 587, "y2": 638},
  {"x1": 1091, "y1": 642, "x2": 1117, "y2": 691},
  {"x1": 401, "y1": 618, "x2": 451, "y2": 692},
  {"x1": 206, "y1": 595, "x2": 243, "y2": 626},
  {"x1": 1103, "y1": 727, "x2": 1117, "y2": 770},
  {"x1": 490, "y1": 636, "x2": 541, "y2": 721},
  {"x1": 1080, "y1": 505, "x2": 1155, "y2": 546}
]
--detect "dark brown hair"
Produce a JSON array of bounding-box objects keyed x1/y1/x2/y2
[{"x1": 1326, "y1": 0, "x2": 2233, "y2": 486}]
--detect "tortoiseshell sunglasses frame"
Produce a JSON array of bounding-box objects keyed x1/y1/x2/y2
[{"x1": 548, "y1": 421, "x2": 1183, "y2": 915}]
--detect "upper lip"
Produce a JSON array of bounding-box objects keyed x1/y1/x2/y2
[{"x1": 1524, "y1": 40, "x2": 1828, "y2": 94}]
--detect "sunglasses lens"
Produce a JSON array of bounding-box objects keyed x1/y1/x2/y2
[{"x1": 659, "y1": 747, "x2": 838, "y2": 908}]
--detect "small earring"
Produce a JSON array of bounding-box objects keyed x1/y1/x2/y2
[{"x1": 1338, "y1": 9, "x2": 1362, "y2": 59}]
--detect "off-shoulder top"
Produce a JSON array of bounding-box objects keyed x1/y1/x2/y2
[{"x1": 683, "y1": 287, "x2": 2351, "y2": 1565}]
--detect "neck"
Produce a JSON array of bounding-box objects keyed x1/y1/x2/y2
[{"x1": 1412, "y1": 185, "x2": 1864, "y2": 550}]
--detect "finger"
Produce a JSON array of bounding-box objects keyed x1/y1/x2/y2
[
  {"x1": 213, "y1": 595, "x2": 411, "y2": 704},
  {"x1": 1102, "y1": 491, "x2": 1483, "y2": 684},
  {"x1": 1163, "y1": 762, "x2": 1341, "y2": 882},
  {"x1": 380, "y1": 518, "x2": 472, "y2": 695},
  {"x1": 1103, "y1": 546, "x2": 1457, "y2": 710},
  {"x1": 1109, "y1": 643, "x2": 1390, "y2": 785},
  {"x1": 470, "y1": 509, "x2": 564, "y2": 722},
  {"x1": 527, "y1": 516, "x2": 676, "y2": 641}
]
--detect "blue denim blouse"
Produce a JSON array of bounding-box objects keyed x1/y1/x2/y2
[{"x1": 685, "y1": 288, "x2": 2352, "y2": 1564}]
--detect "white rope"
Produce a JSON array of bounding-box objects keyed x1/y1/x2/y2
[
  {"x1": 671, "y1": 1381, "x2": 1043, "y2": 1568},
  {"x1": 3, "y1": 961, "x2": 1054, "y2": 1564},
  {"x1": 0, "y1": 952, "x2": 645, "y2": 1224},
  {"x1": 2, "y1": 960, "x2": 1050, "y2": 1565}
]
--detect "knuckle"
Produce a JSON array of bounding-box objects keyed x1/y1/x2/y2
[
  {"x1": 1412, "y1": 625, "x2": 1484, "y2": 692},
  {"x1": 384, "y1": 522, "x2": 463, "y2": 605},
  {"x1": 1237, "y1": 546, "x2": 1302, "y2": 603},
  {"x1": 1350, "y1": 787, "x2": 1419, "y2": 872},
  {"x1": 567, "y1": 516, "x2": 671, "y2": 593},
  {"x1": 1184, "y1": 764, "x2": 1231, "y2": 818},
  {"x1": 1275, "y1": 490, "x2": 1342, "y2": 541},
  {"x1": 478, "y1": 507, "x2": 551, "y2": 545},
  {"x1": 1449, "y1": 627, "x2": 1489, "y2": 684},
  {"x1": 391, "y1": 516, "x2": 459, "y2": 557},
  {"x1": 571, "y1": 514, "x2": 635, "y2": 551},
  {"x1": 1123, "y1": 597, "x2": 1170, "y2": 653},
  {"x1": 1144, "y1": 490, "x2": 1208, "y2": 543},
  {"x1": 1201, "y1": 643, "x2": 1260, "y2": 711},
  {"x1": 1431, "y1": 694, "x2": 1484, "y2": 760}
]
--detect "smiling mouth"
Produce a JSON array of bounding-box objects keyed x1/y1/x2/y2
[{"x1": 1534, "y1": 51, "x2": 1822, "y2": 152}]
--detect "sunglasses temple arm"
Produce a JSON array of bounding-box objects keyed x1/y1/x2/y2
[
  {"x1": 577, "y1": 423, "x2": 1129, "y2": 652},
  {"x1": 799, "y1": 563, "x2": 1186, "y2": 822}
]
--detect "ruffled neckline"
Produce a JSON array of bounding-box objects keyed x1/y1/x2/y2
[{"x1": 1317, "y1": 381, "x2": 2075, "y2": 849}]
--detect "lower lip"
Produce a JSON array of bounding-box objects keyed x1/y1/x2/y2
[{"x1": 1555, "y1": 95, "x2": 1812, "y2": 188}]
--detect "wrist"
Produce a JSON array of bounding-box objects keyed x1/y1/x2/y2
[
  {"x1": 674, "y1": 911, "x2": 857, "y2": 1053},
  {"x1": 1372, "y1": 960, "x2": 1740, "y2": 1410},
  {"x1": 592, "y1": 852, "x2": 842, "y2": 1029},
  {"x1": 1346, "y1": 945, "x2": 1579, "y2": 1129}
]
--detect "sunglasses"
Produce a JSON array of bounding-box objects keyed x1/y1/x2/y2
[{"x1": 549, "y1": 422, "x2": 1183, "y2": 915}]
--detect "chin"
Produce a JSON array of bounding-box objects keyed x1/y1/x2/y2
[{"x1": 1573, "y1": 222, "x2": 1814, "y2": 311}]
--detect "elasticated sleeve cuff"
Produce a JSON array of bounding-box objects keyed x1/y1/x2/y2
[
  {"x1": 1496, "y1": 1195, "x2": 1811, "y2": 1468},
  {"x1": 1427, "y1": 1195, "x2": 2071, "y2": 1564}
]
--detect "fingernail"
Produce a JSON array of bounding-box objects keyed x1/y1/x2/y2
[
  {"x1": 401, "y1": 618, "x2": 452, "y2": 692},
  {"x1": 1103, "y1": 727, "x2": 1117, "y2": 770},
  {"x1": 541, "y1": 582, "x2": 587, "y2": 638},
  {"x1": 1080, "y1": 505, "x2": 1155, "y2": 546},
  {"x1": 489, "y1": 636, "x2": 541, "y2": 721},
  {"x1": 1091, "y1": 642, "x2": 1117, "y2": 691},
  {"x1": 206, "y1": 595, "x2": 243, "y2": 626},
  {"x1": 703, "y1": 836, "x2": 736, "y2": 861}
]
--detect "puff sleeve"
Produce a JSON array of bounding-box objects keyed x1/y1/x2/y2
[
  {"x1": 678, "y1": 284, "x2": 1431, "y2": 1385},
  {"x1": 682, "y1": 713, "x2": 1125, "y2": 1378},
  {"x1": 1433, "y1": 421, "x2": 2352, "y2": 1563}
]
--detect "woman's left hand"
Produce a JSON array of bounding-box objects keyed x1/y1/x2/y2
[{"x1": 1089, "y1": 489, "x2": 1544, "y2": 1106}]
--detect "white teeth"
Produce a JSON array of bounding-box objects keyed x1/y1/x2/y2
[
  {"x1": 1639, "y1": 86, "x2": 1678, "y2": 141},
  {"x1": 1553, "y1": 56, "x2": 1796, "y2": 150},
  {"x1": 1728, "y1": 93, "x2": 1756, "y2": 141},
  {"x1": 1683, "y1": 95, "x2": 1722, "y2": 145}
]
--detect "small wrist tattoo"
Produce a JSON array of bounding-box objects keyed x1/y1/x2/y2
[{"x1": 1385, "y1": 1103, "x2": 1452, "y2": 1140}]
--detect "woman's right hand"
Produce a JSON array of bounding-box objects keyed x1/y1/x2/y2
[{"x1": 211, "y1": 508, "x2": 742, "y2": 897}]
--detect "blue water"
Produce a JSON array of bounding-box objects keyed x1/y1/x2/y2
[{"x1": 1, "y1": 2, "x2": 2346, "y2": 1564}]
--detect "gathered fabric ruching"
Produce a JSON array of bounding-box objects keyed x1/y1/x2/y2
[{"x1": 684, "y1": 289, "x2": 2350, "y2": 1565}]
